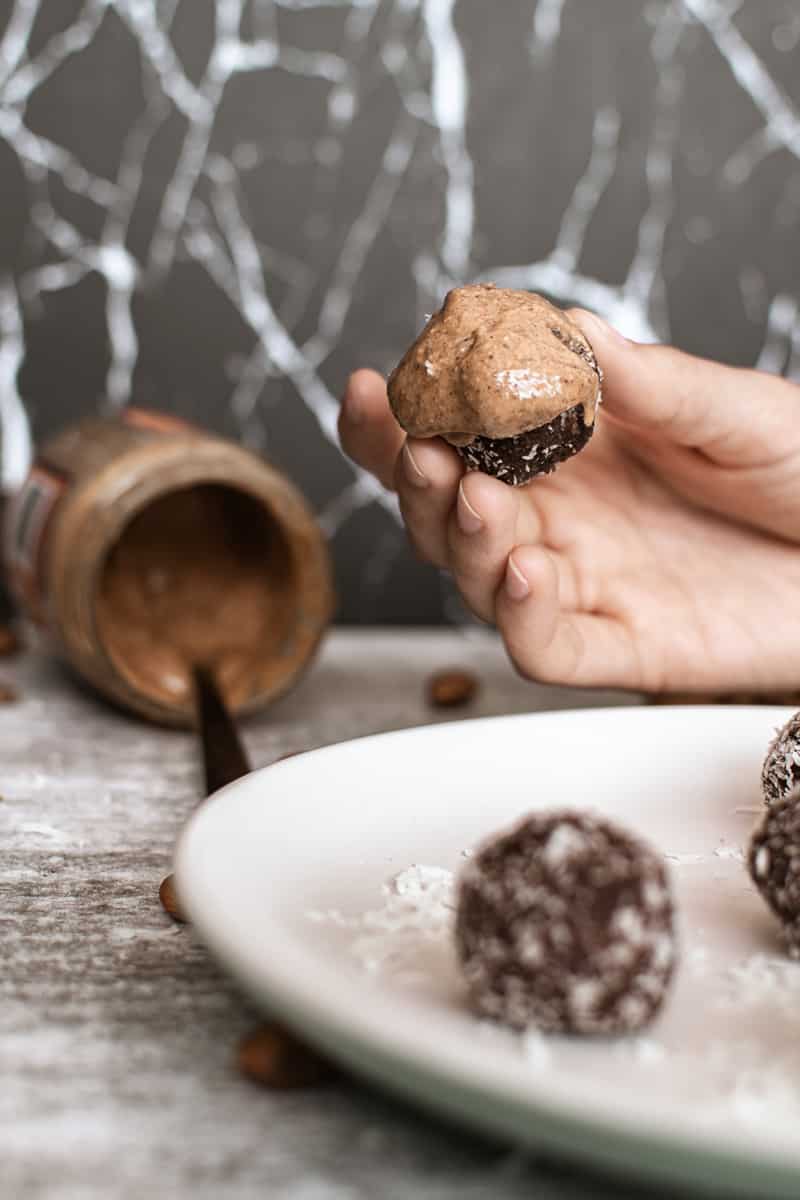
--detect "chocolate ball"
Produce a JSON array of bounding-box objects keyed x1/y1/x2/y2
[
  {"x1": 762, "y1": 711, "x2": 800, "y2": 806},
  {"x1": 748, "y1": 787, "x2": 800, "y2": 957},
  {"x1": 455, "y1": 811, "x2": 677, "y2": 1035},
  {"x1": 458, "y1": 402, "x2": 593, "y2": 486}
]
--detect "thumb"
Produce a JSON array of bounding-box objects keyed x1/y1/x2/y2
[{"x1": 569, "y1": 309, "x2": 800, "y2": 467}]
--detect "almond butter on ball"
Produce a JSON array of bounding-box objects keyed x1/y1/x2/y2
[{"x1": 387, "y1": 285, "x2": 601, "y2": 486}]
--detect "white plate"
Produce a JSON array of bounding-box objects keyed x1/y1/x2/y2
[{"x1": 175, "y1": 706, "x2": 800, "y2": 1198}]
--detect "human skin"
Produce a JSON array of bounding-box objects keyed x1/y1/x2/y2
[{"x1": 339, "y1": 309, "x2": 800, "y2": 695}]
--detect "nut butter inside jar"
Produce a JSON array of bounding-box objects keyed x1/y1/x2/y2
[
  {"x1": 33, "y1": 420, "x2": 334, "y2": 726},
  {"x1": 96, "y1": 484, "x2": 296, "y2": 716}
]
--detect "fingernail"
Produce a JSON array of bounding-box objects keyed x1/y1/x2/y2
[
  {"x1": 457, "y1": 481, "x2": 483, "y2": 535},
  {"x1": 403, "y1": 442, "x2": 428, "y2": 488},
  {"x1": 575, "y1": 310, "x2": 631, "y2": 348},
  {"x1": 344, "y1": 387, "x2": 365, "y2": 425},
  {"x1": 505, "y1": 555, "x2": 530, "y2": 601},
  {"x1": 346, "y1": 401, "x2": 364, "y2": 425}
]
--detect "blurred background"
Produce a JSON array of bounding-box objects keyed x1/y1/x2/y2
[{"x1": 0, "y1": 0, "x2": 798, "y2": 622}]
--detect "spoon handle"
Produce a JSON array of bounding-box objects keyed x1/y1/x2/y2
[
  {"x1": 183, "y1": 665, "x2": 332, "y2": 1086},
  {"x1": 192, "y1": 664, "x2": 251, "y2": 796}
]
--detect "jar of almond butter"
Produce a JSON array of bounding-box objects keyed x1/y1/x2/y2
[{"x1": 3, "y1": 408, "x2": 334, "y2": 725}]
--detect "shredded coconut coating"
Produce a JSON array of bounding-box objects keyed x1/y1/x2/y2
[
  {"x1": 454, "y1": 810, "x2": 677, "y2": 1035},
  {"x1": 748, "y1": 786, "x2": 800, "y2": 957},
  {"x1": 762, "y1": 711, "x2": 800, "y2": 806},
  {"x1": 458, "y1": 403, "x2": 592, "y2": 485}
]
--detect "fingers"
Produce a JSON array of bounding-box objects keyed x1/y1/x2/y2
[
  {"x1": 443, "y1": 470, "x2": 585, "y2": 623},
  {"x1": 339, "y1": 369, "x2": 404, "y2": 490},
  {"x1": 494, "y1": 544, "x2": 640, "y2": 688},
  {"x1": 569, "y1": 310, "x2": 800, "y2": 467},
  {"x1": 398, "y1": 447, "x2": 583, "y2": 618},
  {"x1": 339, "y1": 369, "x2": 464, "y2": 566},
  {"x1": 339, "y1": 365, "x2": 624, "y2": 684},
  {"x1": 394, "y1": 437, "x2": 463, "y2": 567},
  {"x1": 443, "y1": 472, "x2": 526, "y2": 621}
]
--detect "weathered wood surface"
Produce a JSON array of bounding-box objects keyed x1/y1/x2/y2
[{"x1": 1, "y1": 629, "x2": 645, "y2": 1200}]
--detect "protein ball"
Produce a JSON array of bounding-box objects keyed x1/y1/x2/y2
[
  {"x1": 762, "y1": 711, "x2": 800, "y2": 806},
  {"x1": 387, "y1": 285, "x2": 601, "y2": 486},
  {"x1": 455, "y1": 811, "x2": 677, "y2": 1035},
  {"x1": 748, "y1": 787, "x2": 800, "y2": 957}
]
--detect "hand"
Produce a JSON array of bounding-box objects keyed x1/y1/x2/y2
[{"x1": 339, "y1": 312, "x2": 800, "y2": 694}]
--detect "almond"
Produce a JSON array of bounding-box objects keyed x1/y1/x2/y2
[
  {"x1": 428, "y1": 669, "x2": 478, "y2": 708},
  {"x1": 238, "y1": 1024, "x2": 334, "y2": 1089},
  {"x1": 158, "y1": 873, "x2": 186, "y2": 923}
]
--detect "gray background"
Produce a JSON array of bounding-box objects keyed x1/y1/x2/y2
[{"x1": 0, "y1": 0, "x2": 798, "y2": 622}]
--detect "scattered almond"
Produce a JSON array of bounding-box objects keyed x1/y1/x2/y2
[
  {"x1": 159, "y1": 873, "x2": 186, "y2": 923},
  {"x1": 0, "y1": 626, "x2": 20, "y2": 657},
  {"x1": 428, "y1": 669, "x2": 478, "y2": 708},
  {"x1": 238, "y1": 1024, "x2": 334, "y2": 1089}
]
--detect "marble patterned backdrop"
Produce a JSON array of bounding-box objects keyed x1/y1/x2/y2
[{"x1": 0, "y1": 0, "x2": 798, "y2": 621}]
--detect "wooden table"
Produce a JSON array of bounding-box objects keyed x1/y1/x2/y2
[{"x1": 2, "y1": 629, "x2": 656, "y2": 1200}]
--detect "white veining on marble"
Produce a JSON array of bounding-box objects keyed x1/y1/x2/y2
[
  {"x1": 0, "y1": 276, "x2": 32, "y2": 488},
  {"x1": 530, "y1": 0, "x2": 566, "y2": 63},
  {"x1": 685, "y1": 0, "x2": 800, "y2": 170},
  {"x1": 422, "y1": 0, "x2": 472, "y2": 281},
  {"x1": 757, "y1": 293, "x2": 800, "y2": 379},
  {"x1": 303, "y1": 111, "x2": 419, "y2": 368},
  {"x1": 0, "y1": 0, "x2": 798, "y2": 556},
  {"x1": 485, "y1": 3, "x2": 686, "y2": 343},
  {"x1": 0, "y1": 0, "x2": 38, "y2": 93},
  {"x1": 550, "y1": 106, "x2": 620, "y2": 275}
]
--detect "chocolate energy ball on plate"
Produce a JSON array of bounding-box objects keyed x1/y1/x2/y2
[
  {"x1": 748, "y1": 787, "x2": 800, "y2": 957},
  {"x1": 455, "y1": 810, "x2": 677, "y2": 1035},
  {"x1": 387, "y1": 284, "x2": 601, "y2": 486},
  {"x1": 762, "y1": 711, "x2": 800, "y2": 806}
]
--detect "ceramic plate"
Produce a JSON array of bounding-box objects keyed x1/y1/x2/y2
[{"x1": 175, "y1": 706, "x2": 800, "y2": 1198}]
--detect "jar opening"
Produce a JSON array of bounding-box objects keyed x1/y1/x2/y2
[{"x1": 94, "y1": 483, "x2": 294, "y2": 713}]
